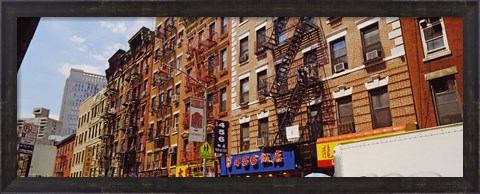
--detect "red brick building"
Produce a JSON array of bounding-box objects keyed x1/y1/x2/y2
[
  {"x1": 401, "y1": 17, "x2": 463, "y2": 128},
  {"x1": 53, "y1": 134, "x2": 75, "y2": 177}
]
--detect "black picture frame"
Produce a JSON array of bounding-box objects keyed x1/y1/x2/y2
[{"x1": 3, "y1": 0, "x2": 479, "y2": 192}]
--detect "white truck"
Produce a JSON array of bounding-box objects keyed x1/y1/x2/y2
[{"x1": 333, "y1": 123, "x2": 463, "y2": 177}]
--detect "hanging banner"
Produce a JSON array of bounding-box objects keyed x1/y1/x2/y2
[
  {"x1": 18, "y1": 123, "x2": 39, "y2": 155},
  {"x1": 83, "y1": 146, "x2": 93, "y2": 177},
  {"x1": 189, "y1": 97, "x2": 205, "y2": 142},
  {"x1": 214, "y1": 119, "x2": 229, "y2": 154}
]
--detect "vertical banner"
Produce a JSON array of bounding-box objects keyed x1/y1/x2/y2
[
  {"x1": 18, "y1": 122, "x2": 39, "y2": 155},
  {"x1": 83, "y1": 146, "x2": 93, "y2": 177},
  {"x1": 214, "y1": 119, "x2": 229, "y2": 154},
  {"x1": 189, "y1": 96, "x2": 205, "y2": 142}
]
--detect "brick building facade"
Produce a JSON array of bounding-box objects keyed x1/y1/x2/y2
[
  {"x1": 52, "y1": 134, "x2": 75, "y2": 177},
  {"x1": 401, "y1": 17, "x2": 463, "y2": 128}
]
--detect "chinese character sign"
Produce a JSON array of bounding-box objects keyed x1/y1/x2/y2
[
  {"x1": 220, "y1": 150, "x2": 295, "y2": 175},
  {"x1": 214, "y1": 119, "x2": 229, "y2": 154},
  {"x1": 189, "y1": 97, "x2": 205, "y2": 142}
]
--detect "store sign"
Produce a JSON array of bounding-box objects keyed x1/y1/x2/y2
[
  {"x1": 189, "y1": 97, "x2": 205, "y2": 142},
  {"x1": 213, "y1": 119, "x2": 228, "y2": 154},
  {"x1": 220, "y1": 150, "x2": 295, "y2": 175},
  {"x1": 176, "y1": 161, "x2": 215, "y2": 177},
  {"x1": 18, "y1": 123, "x2": 38, "y2": 155},
  {"x1": 83, "y1": 146, "x2": 93, "y2": 177},
  {"x1": 316, "y1": 130, "x2": 407, "y2": 167}
]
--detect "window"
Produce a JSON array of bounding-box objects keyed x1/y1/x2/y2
[
  {"x1": 175, "y1": 84, "x2": 180, "y2": 95},
  {"x1": 143, "y1": 80, "x2": 148, "y2": 92},
  {"x1": 176, "y1": 57, "x2": 182, "y2": 74},
  {"x1": 221, "y1": 17, "x2": 227, "y2": 34},
  {"x1": 173, "y1": 114, "x2": 179, "y2": 133},
  {"x1": 256, "y1": 27, "x2": 266, "y2": 53},
  {"x1": 154, "y1": 151, "x2": 160, "y2": 170},
  {"x1": 161, "y1": 149, "x2": 168, "y2": 168},
  {"x1": 337, "y1": 96, "x2": 355, "y2": 134},
  {"x1": 275, "y1": 17, "x2": 287, "y2": 43},
  {"x1": 220, "y1": 88, "x2": 227, "y2": 112},
  {"x1": 240, "y1": 77, "x2": 249, "y2": 104},
  {"x1": 240, "y1": 123, "x2": 250, "y2": 151},
  {"x1": 430, "y1": 75, "x2": 462, "y2": 125},
  {"x1": 148, "y1": 122, "x2": 154, "y2": 140},
  {"x1": 361, "y1": 24, "x2": 382, "y2": 62},
  {"x1": 419, "y1": 17, "x2": 449, "y2": 58},
  {"x1": 199, "y1": 30, "x2": 204, "y2": 42},
  {"x1": 239, "y1": 37, "x2": 249, "y2": 63},
  {"x1": 239, "y1": 17, "x2": 247, "y2": 23},
  {"x1": 156, "y1": 119, "x2": 162, "y2": 137},
  {"x1": 369, "y1": 87, "x2": 392, "y2": 129},
  {"x1": 167, "y1": 89, "x2": 172, "y2": 104},
  {"x1": 220, "y1": 48, "x2": 227, "y2": 71},
  {"x1": 170, "y1": 147, "x2": 177, "y2": 166},
  {"x1": 257, "y1": 70, "x2": 267, "y2": 99},
  {"x1": 331, "y1": 38, "x2": 348, "y2": 73},
  {"x1": 159, "y1": 93, "x2": 164, "y2": 107},
  {"x1": 147, "y1": 153, "x2": 151, "y2": 170},
  {"x1": 258, "y1": 118, "x2": 268, "y2": 139},
  {"x1": 208, "y1": 55, "x2": 215, "y2": 76},
  {"x1": 207, "y1": 93, "x2": 213, "y2": 117},
  {"x1": 165, "y1": 116, "x2": 171, "y2": 135},
  {"x1": 209, "y1": 22, "x2": 215, "y2": 40},
  {"x1": 151, "y1": 96, "x2": 156, "y2": 110}
]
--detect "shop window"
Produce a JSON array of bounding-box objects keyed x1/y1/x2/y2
[
  {"x1": 369, "y1": 87, "x2": 392, "y2": 129},
  {"x1": 240, "y1": 77, "x2": 249, "y2": 105},
  {"x1": 331, "y1": 37, "x2": 348, "y2": 73},
  {"x1": 337, "y1": 96, "x2": 355, "y2": 134},
  {"x1": 430, "y1": 75, "x2": 462, "y2": 125},
  {"x1": 240, "y1": 123, "x2": 250, "y2": 151},
  {"x1": 361, "y1": 24, "x2": 382, "y2": 63}
]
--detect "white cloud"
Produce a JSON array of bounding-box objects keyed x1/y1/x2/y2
[
  {"x1": 78, "y1": 45, "x2": 87, "y2": 52},
  {"x1": 49, "y1": 113, "x2": 60, "y2": 120},
  {"x1": 58, "y1": 63, "x2": 105, "y2": 78},
  {"x1": 70, "y1": 35, "x2": 86, "y2": 44},
  {"x1": 91, "y1": 43, "x2": 125, "y2": 62},
  {"x1": 100, "y1": 21, "x2": 127, "y2": 34}
]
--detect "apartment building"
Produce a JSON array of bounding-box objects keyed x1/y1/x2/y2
[
  {"x1": 171, "y1": 17, "x2": 232, "y2": 177},
  {"x1": 221, "y1": 17, "x2": 418, "y2": 177},
  {"x1": 53, "y1": 134, "x2": 75, "y2": 177},
  {"x1": 103, "y1": 27, "x2": 154, "y2": 177},
  {"x1": 71, "y1": 89, "x2": 107, "y2": 177},
  {"x1": 59, "y1": 68, "x2": 107, "y2": 136},
  {"x1": 401, "y1": 17, "x2": 463, "y2": 128}
]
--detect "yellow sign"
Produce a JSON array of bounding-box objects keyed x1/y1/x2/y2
[
  {"x1": 316, "y1": 123, "x2": 417, "y2": 167},
  {"x1": 199, "y1": 141, "x2": 212, "y2": 159},
  {"x1": 175, "y1": 161, "x2": 215, "y2": 177}
]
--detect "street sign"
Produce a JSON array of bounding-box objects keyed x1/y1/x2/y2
[
  {"x1": 199, "y1": 141, "x2": 212, "y2": 159},
  {"x1": 214, "y1": 119, "x2": 229, "y2": 154}
]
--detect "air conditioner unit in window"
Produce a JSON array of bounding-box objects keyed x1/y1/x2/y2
[
  {"x1": 366, "y1": 50, "x2": 380, "y2": 61},
  {"x1": 168, "y1": 147, "x2": 175, "y2": 154},
  {"x1": 240, "y1": 53, "x2": 248, "y2": 63},
  {"x1": 172, "y1": 94, "x2": 180, "y2": 103},
  {"x1": 256, "y1": 137, "x2": 265, "y2": 148},
  {"x1": 177, "y1": 39, "x2": 183, "y2": 47},
  {"x1": 333, "y1": 62, "x2": 346, "y2": 73}
]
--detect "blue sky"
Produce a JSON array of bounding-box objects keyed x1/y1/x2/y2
[{"x1": 18, "y1": 17, "x2": 155, "y2": 120}]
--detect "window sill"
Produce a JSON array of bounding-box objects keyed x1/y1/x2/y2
[
  {"x1": 423, "y1": 49, "x2": 452, "y2": 63},
  {"x1": 238, "y1": 20, "x2": 248, "y2": 27},
  {"x1": 170, "y1": 165, "x2": 176, "y2": 169},
  {"x1": 239, "y1": 59, "x2": 249, "y2": 66},
  {"x1": 171, "y1": 131, "x2": 178, "y2": 135}
]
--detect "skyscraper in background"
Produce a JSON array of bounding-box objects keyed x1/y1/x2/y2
[{"x1": 58, "y1": 68, "x2": 107, "y2": 136}]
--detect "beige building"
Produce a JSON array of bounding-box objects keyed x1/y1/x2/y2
[{"x1": 71, "y1": 89, "x2": 107, "y2": 177}]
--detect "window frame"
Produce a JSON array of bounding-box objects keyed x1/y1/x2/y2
[
  {"x1": 361, "y1": 23, "x2": 382, "y2": 63},
  {"x1": 429, "y1": 75, "x2": 463, "y2": 125},
  {"x1": 240, "y1": 122, "x2": 250, "y2": 151},
  {"x1": 220, "y1": 87, "x2": 227, "y2": 112},
  {"x1": 239, "y1": 37, "x2": 249, "y2": 63},
  {"x1": 330, "y1": 37, "x2": 348, "y2": 73},
  {"x1": 368, "y1": 87, "x2": 393, "y2": 129},
  {"x1": 418, "y1": 17, "x2": 451, "y2": 61},
  {"x1": 336, "y1": 96, "x2": 355, "y2": 134},
  {"x1": 240, "y1": 77, "x2": 250, "y2": 104}
]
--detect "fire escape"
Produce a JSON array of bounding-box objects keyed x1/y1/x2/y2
[
  {"x1": 99, "y1": 85, "x2": 117, "y2": 177},
  {"x1": 261, "y1": 17, "x2": 335, "y2": 174},
  {"x1": 151, "y1": 18, "x2": 178, "y2": 177},
  {"x1": 180, "y1": 18, "x2": 220, "y2": 166}
]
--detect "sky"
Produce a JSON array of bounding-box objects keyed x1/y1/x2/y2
[{"x1": 18, "y1": 17, "x2": 155, "y2": 120}]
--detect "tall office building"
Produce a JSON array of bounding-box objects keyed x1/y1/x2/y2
[{"x1": 58, "y1": 68, "x2": 107, "y2": 136}]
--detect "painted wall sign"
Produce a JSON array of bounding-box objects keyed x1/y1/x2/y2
[
  {"x1": 220, "y1": 150, "x2": 295, "y2": 175},
  {"x1": 213, "y1": 119, "x2": 229, "y2": 154}
]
